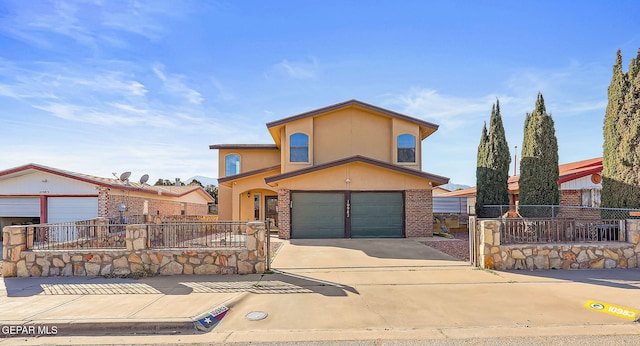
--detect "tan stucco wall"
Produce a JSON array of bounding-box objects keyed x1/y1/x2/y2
[
  {"x1": 239, "y1": 188, "x2": 278, "y2": 221},
  {"x1": 277, "y1": 107, "x2": 424, "y2": 173},
  {"x1": 274, "y1": 162, "x2": 431, "y2": 191},
  {"x1": 313, "y1": 108, "x2": 392, "y2": 166},
  {"x1": 218, "y1": 185, "x2": 233, "y2": 220},
  {"x1": 392, "y1": 118, "x2": 421, "y2": 171},
  {"x1": 282, "y1": 117, "x2": 314, "y2": 172},
  {"x1": 217, "y1": 149, "x2": 280, "y2": 178},
  {"x1": 218, "y1": 170, "x2": 278, "y2": 220}
]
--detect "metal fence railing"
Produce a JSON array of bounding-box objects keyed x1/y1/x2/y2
[
  {"x1": 24, "y1": 219, "x2": 267, "y2": 251},
  {"x1": 29, "y1": 222, "x2": 127, "y2": 250},
  {"x1": 149, "y1": 221, "x2": 248, "y2": 249},
  {"x1": 500, "y1": 218, "x2": 626, "y2": 244},
  {"x1": 479, "y1": 205, "x2": 640, "y2": 220}
]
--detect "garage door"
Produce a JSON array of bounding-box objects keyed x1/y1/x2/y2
[
  {"x1": 0, "y1": 197, "x2": 40, "y2": 217},
  {"x1": 291, "y1": 192, "x2": 344, "y2": 239},
  {"x1": 48, "y1": 197, "x2": 98, "y2": 223},
  {"x1": 351, "y1": 192, "x2": 404, "y2": 238}
]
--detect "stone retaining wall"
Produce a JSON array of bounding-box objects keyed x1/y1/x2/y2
[
  {"x1": 2, "y1": 222, "x2": 267, "y2": 278},
  {"x1": 478, "y1": 219, "x2": 640, "y2": 270}
]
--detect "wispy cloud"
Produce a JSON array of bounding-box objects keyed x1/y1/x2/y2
[
  {"x1": 272, "y1": 57, "x2": 319, "y2": 79},
  {"x1": 152, "y1": 64, "x2": 204, "y2": 104},
  {"x1": 0, "y1": 0, "x2": 197, "y2": 50},
  {"x1": 0, "y1": 60, "x2": 209, "y2": 129},
  {"x1": 389, "y1": 88, "x2": 507, "y2": 131}
]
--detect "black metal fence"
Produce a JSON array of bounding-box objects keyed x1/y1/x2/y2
[
  {"x1": 25, "y1": 219, "x2": 265, "y2": 251},
  {"x1": 479, "y1": 205, "x2": 640, "y2": 220},
  {"x1": 500, "y1": 218, "x2": 626, "y2": 244},
  {"x1": 149, "y1": 221, "x2": 248, "y2": 248},
  {"x1": 29, "y1": 221, "x2": 127, "y2": 250}
]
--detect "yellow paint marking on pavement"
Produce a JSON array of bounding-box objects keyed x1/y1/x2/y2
[{"x1": 585, "y1": 300, "x2": 639, "y2": 321}]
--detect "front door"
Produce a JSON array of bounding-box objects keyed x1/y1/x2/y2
[{"x1": 265, "y1": 196, "x2": 278, "y2": 227}]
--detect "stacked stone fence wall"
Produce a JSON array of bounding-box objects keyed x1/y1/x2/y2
[
  {"x1": 2, "y1": 221, "x2": 266, "y2": 278},
  {"x1": 477, "y1": 219, "x2": 640, "y2": 270}
]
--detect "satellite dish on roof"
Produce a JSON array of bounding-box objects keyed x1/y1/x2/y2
[
  {"x1": 119, "y1": 171, "x2": 131, "y2": 181},
  {"x1": 140, "y1": 174, "x2": 149, "y2": 185}
]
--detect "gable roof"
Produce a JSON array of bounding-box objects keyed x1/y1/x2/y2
[
  {"x1": 0, "y1": 163, "x2": 215, "y2": 202},
  {"x1": 266, "y1": 99, "x2": 439, "y2": 146},
  {"x1": 438, "y1": 186, "x2": 476, "y2": 197},
  {"x1": 209, "y1": 144, "x2": 278, "y2": 150},
  {"x1": 217, "y1": 165, "x2": 281, "y2": 185},
  {"x1": 264, "y1": 155, "x2": 449, "y2": 186},
  {"x1": 507, "y1": 157, "x2": 603, "y2": 191}
]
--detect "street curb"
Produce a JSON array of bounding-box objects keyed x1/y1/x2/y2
[
  {"x1": 0, "y1": 320, "x2": 198, "y2": 338},
  {"x1": 2, "y1": 290, "x2": 253, "y2": 338}
]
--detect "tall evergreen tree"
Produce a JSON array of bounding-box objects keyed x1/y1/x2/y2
[
  {"x1": 475, "y1": 100, "x2": 511, "y2": 217},
  {"x1": 519, "y1": 93, "x2": 559, "y2": 217},
  {"x1": 475, "y1": 122, "x2": 489, "y2": 216},
  {"x1": 602, "y1": 49, "x2": 640, "y2": 211}
]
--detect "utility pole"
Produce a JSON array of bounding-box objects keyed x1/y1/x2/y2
[{"x1": 513, "y1": 145, "x2": 518, "y2": 176}]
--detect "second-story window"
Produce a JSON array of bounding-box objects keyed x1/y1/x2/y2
[
  {"x1": 397, "y1": 134, "x2": 416, "y2": 163},
  {"x1": 225, "y1": 154, "x2": 240, "y2": 176},
  {"x1": 290, "y1": 133, "x2": 309, "y2": 162}
]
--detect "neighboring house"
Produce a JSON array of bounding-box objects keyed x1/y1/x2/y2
[
  {"x1": 432, "y1": 186, "x2": 451, "y2": 196},
  {"x1": 210, "y1": 99, "x2": 449, "y2": 239},
  {"x1": 0, "y1": 164, "x2": 215, "y2": 229},
  {"x1": 449, "y1": 157, "x2": 603, "y2": 217}
]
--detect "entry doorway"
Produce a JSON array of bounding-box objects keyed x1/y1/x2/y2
[{"x1": 265, "y1": 196, "x2": 278, "y2": 227}]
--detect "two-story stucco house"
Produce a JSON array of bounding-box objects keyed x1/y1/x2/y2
[{"x1": 210, "y1": 100, "x2": 449, "y2": 239}]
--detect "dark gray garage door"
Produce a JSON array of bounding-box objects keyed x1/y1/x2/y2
[
  {"x1": 350, "y1": 192, "x2": 404, "y2": 238},
  {"x1": 291, "y1": 192, "x2": 345, "y2": 239}
]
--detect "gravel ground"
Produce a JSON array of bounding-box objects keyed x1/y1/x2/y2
[{"x1": 421, "y1": 232, "x2": 470, "y2": 262}]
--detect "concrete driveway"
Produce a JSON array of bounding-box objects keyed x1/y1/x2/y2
[
  {"x1": 2, "y1": 237, "x2": 639, "y2": 344},
  {"x1": 272, "y1": 237, "x2": 468, "y2": 270},
  {"x1": 205, "y1": 237, "x2": 640, "y2": 343}
]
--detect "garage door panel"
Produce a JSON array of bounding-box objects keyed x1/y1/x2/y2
[
  {"x1": 0, "y1": 197, "x2": 40, "y2": 217},
  {"x1": 292, "y1": 192, "x2": 344, "y2": 239},
  {"x1": 48, "y1": 197, "x2": 98, "y2": 223},
  {"x1": 351, "y1": 192, "x2": 403, "y2": 238}
]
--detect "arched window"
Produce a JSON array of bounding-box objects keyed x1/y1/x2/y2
[
  {"x1": 397, "y1": 134, "x2": 416, "y2": 163},
  {"x1": 225, "y1": 154, "x2": 240, "y2": 176},
  {"x1": 290, "y1": 133, "x2": 309, "y2": 162}
]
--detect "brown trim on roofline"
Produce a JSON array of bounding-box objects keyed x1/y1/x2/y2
[
  {"x1": 265, "y1": 99, "x2": 439, "y2": 130},
  {"x1": 218, "y1": 165, "x2": 282, "y2": 183},
  {"x1": 264, "y1": 155, "x2": 449, "y2": 184},
  {"x1": 209, "y1": 144, "x2": 279, "y2": 150},
  {"x1": 0, "y1": 164, "x2": 214, "y2": 202}
]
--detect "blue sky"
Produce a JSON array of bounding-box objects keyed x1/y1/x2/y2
[{"x1": 1, "y1": 1, "x2": 640, "y2": 186}]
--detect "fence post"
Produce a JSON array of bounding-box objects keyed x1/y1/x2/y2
[
  {"x1": 469, "y1": 216, "x2": 476, "y2": 266},
  {"x1": 246, "y1": 221, "x2": 266, "y2": 274},
  {"x1": 2, "y1": 226, "x2": 29, "y2": 277},
  {"x1": 126, "y1": 224, "x2": 149, "y2": 251}
]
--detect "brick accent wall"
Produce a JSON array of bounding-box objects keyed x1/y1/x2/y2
[
  {"x1": 405, "y1": 189, "x2": 433, "y2": 237},
  {"x1": 557, "y1": 190, "x2": 600, "y2": 220},
  {"x1": 97, "y1": 187, "x2": 109, "y2": 217},
  {"x1": 277, "y1": 189, "x2": 291, "y2": 239},
  {"x1": 106, "y1": 195, "x2": 208, "y2": 219},
  {"x1": 185, "y1": 203, "x2": 208, "y2": 215}
]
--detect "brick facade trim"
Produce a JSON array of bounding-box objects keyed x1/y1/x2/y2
[{"x1": 405, "y1": 189, "x2": 433, "y2": 237}]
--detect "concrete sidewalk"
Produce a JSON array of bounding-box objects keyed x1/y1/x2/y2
[{"x1": 1, "y1": 237, "x2": 640, "y2": 344}]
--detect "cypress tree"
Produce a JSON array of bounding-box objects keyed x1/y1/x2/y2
[
  {"x1": 602, "y1": 49, "x2": 640, "y2": 212},
  {"x1": 476, "y1": 122, "x2": 489, "y2": 217},
  {"x1": 519, "y1": 93, "x2": 559, "y2": 217},
  {"x1": 475, "y1": 100, "x2": 511, "y2": 217}
]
